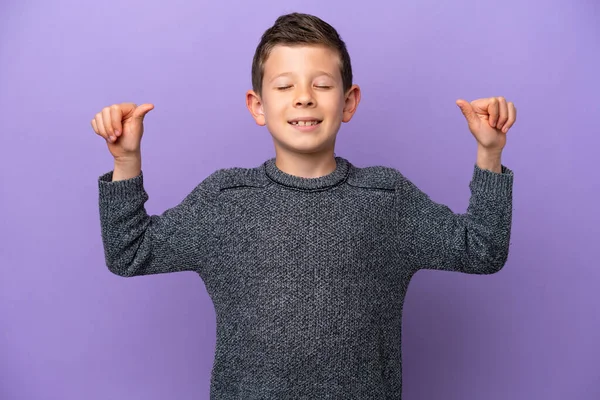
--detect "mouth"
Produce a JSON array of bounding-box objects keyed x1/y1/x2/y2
[{"x1": 288, "y1": 119, "x2": 323, "y2": 127}]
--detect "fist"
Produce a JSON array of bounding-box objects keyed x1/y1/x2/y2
[
  {"x1": 91, "y1": 102, "x2": 154, "y2": 160},
  {"x1": 456, "y1": 97, "x2": 517, "y2": 152}
]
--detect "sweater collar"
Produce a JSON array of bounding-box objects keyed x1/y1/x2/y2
[{"x1": 263, "y1": 156, "x2": 350, "y2": 191}]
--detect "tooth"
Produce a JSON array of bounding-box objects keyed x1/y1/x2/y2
[{"x1": 291, "y1": 120, "x2": 320, "y2": 126}]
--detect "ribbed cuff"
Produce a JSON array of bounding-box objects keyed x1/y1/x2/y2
[
  {"x1": 98, "y1": 170, "x2": 146, "y2": 201},
  {"x1": 470, "y1": 164, "x2": 513, "y2": 195}
]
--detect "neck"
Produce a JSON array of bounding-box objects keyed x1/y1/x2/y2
[{"x1": 274, "y1": 149, "x2": 337, "y2": 178}]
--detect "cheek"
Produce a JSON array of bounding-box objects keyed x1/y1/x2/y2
[
  {"x1": 322, "y1": 96, "x2": 345, "y2": 118},
  {"x1": 324, "y1": 91, "x2": 344, "y2": 108},
  {"x1": 262, "y1": 97, "x2": 288, "y2": 118}
]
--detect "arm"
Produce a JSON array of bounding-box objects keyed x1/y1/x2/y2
[
  {"x1": 98, "y1": 167, "x2": 221, "y2": 278},
  {"x1": 394, "y1": 95, "x2": 517, "y2": 273},
  {"x1": 395, "y1": 156, "x2": 513, "y2": 274}
]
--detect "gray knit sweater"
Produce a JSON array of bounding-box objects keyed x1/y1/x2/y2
[{"x1": 98, "y1": 156, "x2": 513, "y2": 399}]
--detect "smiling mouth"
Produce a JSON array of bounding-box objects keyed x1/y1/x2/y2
[{"x1": 288, "y1": 120, "x2": 322, "y2": 126}]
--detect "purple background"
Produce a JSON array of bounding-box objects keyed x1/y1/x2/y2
[{"x1": 1, "y1": 0, "x2": 598, "y2": 399}]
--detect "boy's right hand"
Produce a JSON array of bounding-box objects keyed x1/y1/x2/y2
[{"x1": 91, "y1": 103, "x2": 154, "y2": 161}]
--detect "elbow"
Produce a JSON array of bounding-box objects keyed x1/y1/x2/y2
[
  {"x1": 104, "y1": 251, "x2": 148, "y2": 277},
  {"x1": 465, "y1": 222, "x2": 512, "y2": 274},
  {"x1": 481, "y1": 259, "x2": 507, "y2": 275},
  {"x1": 106, "y1": 263, "x2": 137, "y2": 277},
  {"x1": 470, "y1": 245, "x2": 510, "y2": 275},
  {"x1": 102, "y1": 239, "x2": 149, "y2": 278}
]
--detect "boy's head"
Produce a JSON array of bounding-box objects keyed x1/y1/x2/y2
[{"x1": 246, "y1": 13, "x2": 361, "y2": 158}]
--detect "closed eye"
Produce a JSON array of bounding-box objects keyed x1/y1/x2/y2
[{"x1": 276, "y1": 85, "x2": 332, "y2": 90}]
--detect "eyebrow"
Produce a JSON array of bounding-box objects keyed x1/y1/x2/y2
[{"x1": 268, "y1": 71, "x2": 336, "y2": 83}]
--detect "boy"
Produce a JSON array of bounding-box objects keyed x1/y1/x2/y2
[{"x1": 92, "y1": 12, "x2": 516, "y2": 400}]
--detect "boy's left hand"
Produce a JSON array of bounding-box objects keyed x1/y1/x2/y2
[{"x1": 456, "y1": 97, "x2": 517, "y2": 153}]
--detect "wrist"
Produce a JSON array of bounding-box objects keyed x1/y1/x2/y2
[
  {"x1": 476, "y1": 146, "x2": 502, "y2": 173},
  {"x1": 113, "y1": 154, "x2": 141, "y2": 181}
]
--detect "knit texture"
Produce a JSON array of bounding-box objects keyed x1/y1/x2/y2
[{"x1": 98, "y1": 156, "x2": 513, "y2": 399}]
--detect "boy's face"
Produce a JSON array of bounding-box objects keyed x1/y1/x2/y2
[{"x1": 246, "y1": 45, "x2": 360, "y2": 157}]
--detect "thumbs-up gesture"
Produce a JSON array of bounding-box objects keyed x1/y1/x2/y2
[
  {"x1": 91, "y1": 103, "x2": 154, "y2": 160},
  {"x1": 456, "y1": 97, "x2": 517, "y2": 153}
]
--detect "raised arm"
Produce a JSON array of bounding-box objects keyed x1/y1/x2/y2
[
  {"x1": 98, "y1": 170, "x2": 221, "y2": 277},
  {"x1": 396, "y1": 96, "x2": 517, "y2": 274},
  {"x1": 396, "y1": 163, "x2": 513, "y2": 274},
  {"x1": 92, "y1": 102, "x2": 220, "y2": 277}
]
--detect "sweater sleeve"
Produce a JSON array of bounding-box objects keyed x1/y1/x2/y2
[
  {"x1": 97, "y1": 170, "x2": 221, "y2": 278},
  {"x1": 395, "y1": 164, "x2": 514, "y2": 274}
]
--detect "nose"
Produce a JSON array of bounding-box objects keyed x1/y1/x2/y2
[{"x1": 294, "y1": 86, "x2": 315, "y2": 108}]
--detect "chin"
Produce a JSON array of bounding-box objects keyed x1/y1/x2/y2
[
  {"x1": 267, "y1": 124, "x2": 338, "y2": 153},
  {"x1": 272, "y1": 139, "x2": 336, "y2": 155}
]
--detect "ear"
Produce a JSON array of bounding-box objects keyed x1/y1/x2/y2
[
  {"x1": 246, "y1": 90, "x2": 266, "y2": 126},
  {"x1": 342, "y1": 84, "x2": 361, "y2": 123}
]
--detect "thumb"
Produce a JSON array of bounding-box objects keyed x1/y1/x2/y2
[
  {"x1": 456, "y1": 99, "x2": 477, "y2": 126},
  {"x1": 132, "y1": 103, "x2": 154, "y2": 120}
]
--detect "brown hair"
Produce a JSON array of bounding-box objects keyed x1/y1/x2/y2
[{"x1": 251, "y1": 13, "x2": 353, "y2": 96}]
